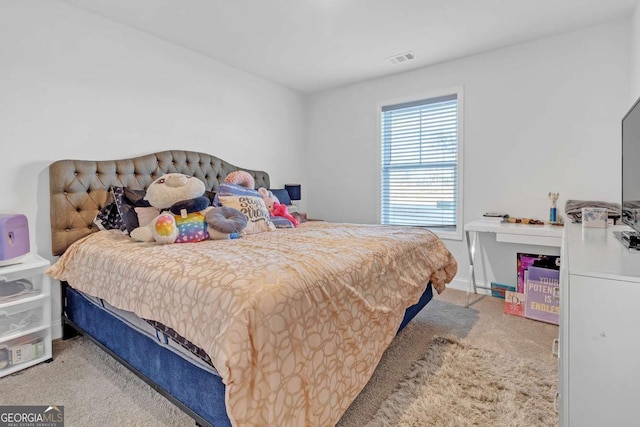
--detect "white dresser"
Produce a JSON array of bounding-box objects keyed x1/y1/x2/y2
[{"x1": 559, "y1": 223, "x2": 640, "y2": 427}]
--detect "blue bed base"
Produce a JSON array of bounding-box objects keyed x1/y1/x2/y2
[{"x1": 62, "y1": 281, "x2": 434, "y2": 427}]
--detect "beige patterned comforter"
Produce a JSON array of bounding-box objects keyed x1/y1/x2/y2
[{"x1": 48, "y1": 221, "x2": 457, "y2": 427}]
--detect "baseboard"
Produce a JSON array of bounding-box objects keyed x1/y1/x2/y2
[
  {"x1": 444, "y1": 277, "x2": 493, "y2": 296},
  {"x1": 52, "y1": 319, "x2": 62, "y2": 340}
]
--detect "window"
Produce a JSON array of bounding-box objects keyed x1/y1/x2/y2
[{"x1": 379, "y1": 88, "x2": 463, "y2": 239}]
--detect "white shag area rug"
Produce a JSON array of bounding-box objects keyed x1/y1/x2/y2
[{"x1": 365, "y1": 336, "x2": 558, "y2": 427}]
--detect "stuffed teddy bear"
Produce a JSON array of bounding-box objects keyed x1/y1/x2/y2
[
  {"x1": 258, "y1": 187, "x2": 299, "y2": 227},
  {"x1": 130, "y1": 173, "x2": 246, "y2": 243}
]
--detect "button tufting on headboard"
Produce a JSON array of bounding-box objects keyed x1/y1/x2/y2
[{"x1": 49, "y1": 150, "x2": 270, "y2": 256}]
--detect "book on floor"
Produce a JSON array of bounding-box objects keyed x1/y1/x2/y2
[
  {"x1": 490, "y1": 282, "x2": 515, "y2": 299},
  {"x1": 524, "y1": 266, "x2": 560, "y2": 325},
  {"x1": 517, "y1": 253, "x2": 560, "y2": 293},
  {"x1": 504, "y1": 291, "x2": 526, "y2": 317}
]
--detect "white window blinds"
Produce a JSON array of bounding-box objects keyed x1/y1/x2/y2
[{"x1": 381, "y1": 94, "x2": 458, "y2": 228}]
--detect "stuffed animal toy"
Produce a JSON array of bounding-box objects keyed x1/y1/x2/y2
[
  {"x1": 130, "y1": 173, "x2": 246, "y2": 243},
  {"x1": 224, "y1": 170, "x2": 255, "y2": 189},
  {"x1": 205, "y1": 206, "x2": 248, "y2": 240},
  {"x1": 258, "y1": 187, "x2": 299, "y2": 227}
]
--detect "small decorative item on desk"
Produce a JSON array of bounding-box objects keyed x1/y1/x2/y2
[
  {"x1": 548, "y1": 192, "x2": 559, "y2": 222},
  {"x1": 506, "y1": 217, "x2": 544, "y2": 225},
  {"x1": 548, "y1": 214, "x2": 564, "y2": 226},
  {"x1": 482, "y1": 213, "x2": 509, "y2": 222},
  {"x1": 582, "y1": 207, "x2": 607, "y2": 228}
]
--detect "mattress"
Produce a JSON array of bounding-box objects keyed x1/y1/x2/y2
[
  {"x1": 64, "y1": 285, "x2": 230, "y2": 427},
  {"x1": 77, "y1": 290, "x2": 219, "y2": 376}
]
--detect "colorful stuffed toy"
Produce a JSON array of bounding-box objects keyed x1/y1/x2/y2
[
  {"x1": 224, "y1": 170, "x2": 255, "y2": 189},
  {"x1": 258, "y1": 187, "x2": 299, "y2": 227},
  {"x1": 130, "y1": 173, "x2": 246, "y2": 243}
]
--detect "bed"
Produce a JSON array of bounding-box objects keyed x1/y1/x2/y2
[{"x1": 47, "y1": 150, "x2": 457, "y2": 427}]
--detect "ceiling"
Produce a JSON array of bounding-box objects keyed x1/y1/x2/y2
[{"x1": 61, "y1": 0, "x2": 638, "y2": 94}]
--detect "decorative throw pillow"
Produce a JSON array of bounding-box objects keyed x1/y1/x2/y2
[
  {"x1": 269, "y1": 188, "x2": 292, "y2": 206},
  {"x1": 213, "y1": 183, "x2": 261, "y2": 206},
  {"x1": 135, "y1": 206, "x2": 161, "y2": 227},
  {"x1": 290, "y1": 211, "x2": 307, "y2": 224},
  {"x1": 218, "y1": 195, "x2": 276, "y2": 234},
  {"x1": 94, "y1": 190, "x2": 126, "y2": 233},
  {"x1": 270, "y1": 216, "x2": 295, "y2": 229},
  {"x1": 111, "y1": 187, "x2": 136, "y2": 233},
  {"x1": 94, "y1": 186, "x2": 154, "y2": 234},
  {"x1": 204, "y1": 190, "x2": 216, "y2": 205},
  {"x1": 123, "y1": 188, "x2": 148, "y2": 206}
]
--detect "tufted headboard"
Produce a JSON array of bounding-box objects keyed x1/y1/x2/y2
[{"x1": 49, "y1": 150, "x2": 270, "y2": 256}]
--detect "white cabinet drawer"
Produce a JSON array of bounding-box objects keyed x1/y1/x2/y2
[
  {"x1": 0, "y1": 256, "x2": 49, "y2": 284},
  {"x1": 0, "y1": 273, "x2": 48, "y2": 306},
  {"x1": 0, "y1": 297, "x2": 48, "y2": 342},
  {"x1": 0, "y1": 329, "x2": 49, "y2": 374}
]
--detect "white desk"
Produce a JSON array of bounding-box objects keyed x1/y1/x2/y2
[{"x1": 464, "y1": 219, "x2": 563, "y2": 305}]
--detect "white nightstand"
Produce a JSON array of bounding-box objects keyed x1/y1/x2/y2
[{"x1": 0, "y1": 253, "x2": 52, "y2": 377}]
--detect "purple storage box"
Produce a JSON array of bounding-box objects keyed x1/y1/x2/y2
[{"x1": 0, "y1": 214, "x2": 30, "y2": 266}]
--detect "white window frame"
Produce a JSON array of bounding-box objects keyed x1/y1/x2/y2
[{"x1": 376, "y1": 86, "x2": 464, "y2": 241}]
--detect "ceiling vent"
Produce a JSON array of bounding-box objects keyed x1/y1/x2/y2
[{"x1": 387, "y1": 51, "x2": 416, "y2": 65}]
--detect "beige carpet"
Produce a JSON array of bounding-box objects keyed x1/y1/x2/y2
[
  {"x1": 0, "y1": 289, "x2": 559, "y2": 426},
  {"x1": 0, "y1": 335, "x2": 192, "y2": 427},
  {"x1": 365, "y1": 336, "x2": 557, "y2": 426}
]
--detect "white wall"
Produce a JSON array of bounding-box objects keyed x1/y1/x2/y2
[
  {"x1": 306, "y1": 20, "x2": 630, "y2": 290},
  {"x1": 0, "y1": 1, "x2": 306, "y2": 337},
  {"x1": 632, "y1": 3, "x2": 640, "y2": 102},
  {"x1": 0, "y1": 1, "x2": 307, "y2": 255}
]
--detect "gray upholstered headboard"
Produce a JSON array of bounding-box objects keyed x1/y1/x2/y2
[{"x1": 49, "y1": 150, "x2": 270, "y2": 256}]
